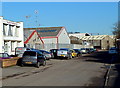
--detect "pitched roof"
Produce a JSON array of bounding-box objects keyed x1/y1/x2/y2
[
  {"x1": 69, "y1": 33, "x2": 90, "y2": 38},
  {"x1": 24, "y1": 30, "x2": 44, "y2": 44},
  {"x1": 79, "y1": 35, "x2": 109, "y2": 40},
  {"x1": 24, "y1": 27, "x2": 63, "y2": 37}
]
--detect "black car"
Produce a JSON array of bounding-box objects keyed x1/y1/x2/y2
[
  {"x1": 21, "y1": 50, "x2": 46, "y2": 68},
  {"x1": 50, "y1": 49, "x2": 59, "y2": 58},
  {"x1": 73, "y1": 49, "x2": 82, "y2": 57}
]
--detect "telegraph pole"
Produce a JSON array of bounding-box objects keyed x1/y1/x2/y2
[
  {"x1": 34, "y1": 10, "x2": 39, "y2": 29},
  {"x1": 25, "y1": 15, "x2": 31, "y2": 28}
]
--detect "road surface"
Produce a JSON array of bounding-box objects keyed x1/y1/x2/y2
[{"x1": 2, "y1": 51, "x2": 110, "y2": 87}]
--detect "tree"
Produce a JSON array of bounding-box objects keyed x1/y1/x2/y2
[{"x1": 113, "y1": 22, "x2": 120, "y2": 39}]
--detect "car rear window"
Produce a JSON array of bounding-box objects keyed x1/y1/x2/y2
[
  {"x1": 23, "y1": 51, "x2": 36, "y2": 56},
  {"x1": 110, "y1": 48, "x2": 117, "y2": 50},
  {"x1": 0, "y1": 53, "x2": 9, "y2": 57}
]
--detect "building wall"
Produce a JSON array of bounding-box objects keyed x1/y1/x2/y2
[
  {"x1": 0, "y1": 16, "x2": 24, "y2": 55},
  {"x1": 26, "y1": 32, "x2": 43, "y2": 49},
  {"x1": 58, "y1": 28, "x2": 70, "y2": 44},
  {"x1": 0, "y1": 17, "x2": 4, "y2": 53},
  {"x1": 42, "y1": 38, "x2": 57, "y2": 44},
  {"x1": 101, "y1": 36, "x2": 115, "y2": 50}
]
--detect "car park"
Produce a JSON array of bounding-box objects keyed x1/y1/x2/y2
[
  {"x1": 108, "y1": 47, "x2": 118, "y2": 54},
  {"x1": 39, "y1": 50, "x2": 52, "y2": 60},
  {"x1": 21, "y1": 50, "x2": 46, "y2": 68},
  {"x1": 57, "y1": 48, "x2": 72, "y2": 59},
  {"x1": 73, "y1": 49, "x2": 82, "y2": 57}
]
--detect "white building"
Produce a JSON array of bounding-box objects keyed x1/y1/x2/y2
[
  {"x1": 0, "y1": 16, "x2": 24, "y2": 55},
  {"x1": 69, "y1": 32, "x2": 90, "y2": 38},
  {"x1": 24, "y1": 27, "x2": 70, "y2": 50}
]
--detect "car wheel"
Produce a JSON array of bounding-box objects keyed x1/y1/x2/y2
[
  {"x1": 70, "y1": 55, "x2": 72, "y2": 59},
  {"x1": 42, "y1": 60, "x2": 46, "y2": 66},
  {"x1": 67, "y1": 55, "x2": 72, "y2": 60},
  {"x1": 77, "y1": 54, "x2": 81, "y2": 57},
  {"x1": 36, "y1": 62, "x2": 40, "y2": 68},
  {"x1": 21, "y1": 63, "x2": 24, "y2": 67}
]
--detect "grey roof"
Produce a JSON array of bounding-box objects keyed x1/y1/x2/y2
[
  {"x1": 79, "y1": 35, "x2": 109, "y2": 40},
  {"x1": 24, "y1": 27, "x2": 63, "y2": 38}
]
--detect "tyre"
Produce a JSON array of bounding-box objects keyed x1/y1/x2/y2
[
  {"x1": 42, "y1": 60, "x2": 46, "y2": 66},
  {"x1": 36, "y1": 62, "x2": 40, "y2": 68},
  {"x1": 67, "y1": 55, "x2": 72, "y2": 60},
  {"x1": 70, "y1": 55, "x2": 72, "y2": 59},
  {"x1": 21, "y1": 63, "x2": 24, "y2": 67},
  {"x1": 77, "y1": 54, "x2": 81, "y2": 57}
]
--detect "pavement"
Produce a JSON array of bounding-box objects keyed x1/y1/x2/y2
[{"x1": 104, "y1": 54, "x2": 120, "y2": 88}]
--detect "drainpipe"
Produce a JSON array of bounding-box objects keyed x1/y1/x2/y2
[{"x1": 57, "y1": 37, "x2": 58, "y2": 49}]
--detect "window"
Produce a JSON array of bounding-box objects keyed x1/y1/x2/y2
[
  {"x1": 8, "y1": 25, "x2": 13, "y2": 36},
  {"x1": 3, "y1": 24, "x2": 8, "y2": 36},
  {"x1": 15, "y1": 26, "x2": 20, "y2": 37},
  {"x1": 23, "y1": 51, "x2": 36, "y2": 56},
  {"x1": 11, "y1": 41, "x2": 15, "y2": 51}
]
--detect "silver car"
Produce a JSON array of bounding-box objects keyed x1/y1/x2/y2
[{"x1": 21, "y1": 50, "x2": 46, "y2": 68}]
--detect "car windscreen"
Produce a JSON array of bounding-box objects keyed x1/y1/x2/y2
[
  {"x1": 39, "y1": 50, "x2": 50, "y2": 54},
  {"x1": 81, "y1": 48, "x2": 85, "y2": 50},
  {"x1": 0, "y1": 53, "x2": 9, "y2": 57},
  {"x1": 23, "y1": 51, "x2": 36, "y2": 56},
  {"x1": 60, "y1": 49, "x2": 68, "y2": 51},
  {"x1": 110, "y1": 48, "x2": 117, "y2": 50},
  {"x1": 74, "y1": 49, "x2": 80, "y2": 52}
]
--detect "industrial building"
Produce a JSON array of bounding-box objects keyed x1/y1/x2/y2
[{"x1": 24, "y1": 27, "x2": 70, "y2": 50}]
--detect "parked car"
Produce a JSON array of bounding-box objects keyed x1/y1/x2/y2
[
  {"x1": 73, "y1": 49, "x2": 82, "y2": 57},
  {"x1": 80, "y1": 48, "x2": 89, "y2": 54},
  {"x1": 39, "y1": 50, "x2": 52, "y2": 60},
  {"x1": 0, "y1": 53, "x2": 12, "y2": 59},
  {"x1": 15, "y1": 47, "x2": 34, "y2": 57},
  {"x1": 108, "y1": 47, "x2": 118, "y2": 54},
  {"x1": 57, "y1": 48, "x2": 72, "y2": 59},
  {"x1": 70, "y1": 49, "x2": 77, "y2": 58},
  {"x1": 50, "y1": 49, "x2": 59, "y2": 58},
  {"x1": 21, "y1": 50, "x2": 46, "y2": 68},
  {"x1": 87, "y1": 48, "x2": 96, "y2": 53}
]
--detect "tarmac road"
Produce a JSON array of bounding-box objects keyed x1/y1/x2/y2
[{"x1": 2, "y1": 51, "x2": 108, "y2": 87}]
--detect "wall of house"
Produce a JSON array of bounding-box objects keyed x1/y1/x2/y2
[
  {"x1": 58, "y1": 28, "x2": 70, "y2": 44},
  {"x1": 42, "y1": 38, "x2": 57, "y2": 44},
  {"x1": 0, "y1": 16, "x2": 24, "y2": 55},
  {"x1": 26, "y1": 32, "x2": 43, "y2": 49}
]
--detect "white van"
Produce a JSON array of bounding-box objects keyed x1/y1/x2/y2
[{"x1": 15, "y1": 47, "x2": 33, "y2": 57}]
